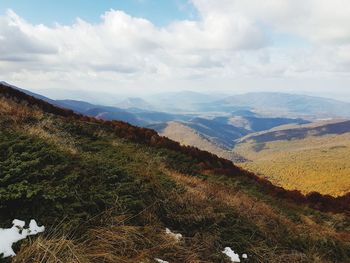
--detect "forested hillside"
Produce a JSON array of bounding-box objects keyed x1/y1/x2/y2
[
  {"x1": 234, "y1": 122, "x2": 350, "y2": 196},
  {"x1": 1, "y1": 83, "x2": 350, "y2": 263}
]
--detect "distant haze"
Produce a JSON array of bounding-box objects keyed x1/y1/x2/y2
[{"x1": 31, "y1": 87, "x2": 350, "y2": 105}]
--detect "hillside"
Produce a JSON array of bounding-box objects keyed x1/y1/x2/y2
[
  {"x1": 228, "y1": 116, "x2": 310, "y2": 132},
  {"x1": 1, "y1": 83, "x2": 350, "y2": 262},
  {"x1": 234, "y1": 121, "x2": 350, "y2": 196},
  {"x1": 153, "y1": 116, "x2": 309, "y2": 164},
  {"x1": 156, "y1": 121, "x2": 246, "y2": 162}
]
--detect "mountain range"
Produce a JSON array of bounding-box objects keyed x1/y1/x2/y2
[{"x1": 202, "y1": 92, "x2": 350, "y2": 118}]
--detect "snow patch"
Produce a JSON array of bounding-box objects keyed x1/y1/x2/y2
[
  {"x1": 155, "y1": 258, "x2": 169, "y2": 263},
  {"x1": 28, "y1": 220, "x2": 45, "y2": 235},
  {"x1": 242, "y1": 253, "x2": 248, "y2": 259},
  {"x1": 165, "y1": 228, "x2": 182, "y2": 241},
  {"x1": 222, "y1": 247, "x2": 241, "y2": 262},
  {"x1": 0, "y1": 219, "x2": 45, "y2": 258}
]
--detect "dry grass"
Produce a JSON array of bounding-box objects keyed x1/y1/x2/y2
[
  {"x1": 164, "y1": 169, "x2": 350, "y2": 246},
  {"x1": 24, "y1": 118, "x2": 78, "y2": 154},
  {"x1": 0, "y1": 96, "x2": 78, "y2": 155},
  {"x1": 0, "y1": 97, "x2": 43, "y2": 122},
  {"x1": 7, "y1": 148, "x2": 350, "y2": 263},
  {"x1": 13, "y1": 214, "x2": 207, "y2": 263},
  {"x1": 13, "y1": 237, "x2": 89, "y2": 263},
  {"x1": 0, "y1": 97, "x2": 78, "y2": 154}
]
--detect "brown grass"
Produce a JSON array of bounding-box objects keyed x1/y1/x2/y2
[
  {"x1": 164, "y1": 168, "x2": 350, "y2": 244},
  {"x1": 13, "y1": 166, "x2": 350, "y2": 263},
  {"x1": 0, "y1": 97, "x2": 43, "y2": 122},
  {"x1": 13, "y1": 237, "x2": 89, "y2": 263},
  {"x1": 24, "y1": 118, "x2": 78, "y2": 154},
  {"x1": 14, "y1": 213, "x2": 207, "y2": 263}
]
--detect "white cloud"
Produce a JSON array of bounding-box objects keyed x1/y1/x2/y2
[
  {"x1": 0, "y1": 1, "x2": 349, "y2": 96},
  {"x1": 0, "y1": 10, "x2": 56, "y2": 61},
  {"x1": 192, "y1": 0, "x2": 350, "y2": 44}
]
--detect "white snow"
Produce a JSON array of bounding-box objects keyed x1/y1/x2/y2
[
  {"x1": 165, "y1": 228, "x2": 182, "y2": 241},
  {"x1": 222, "y1": 247, "x2": 241, "y2": 262},
  {"x1": 242, "y1": 253, "x2": 248, "y2": 259},
  {"x1": 28, "y1": 220, "x2": 45, "y2": 235},
  {"x1": 155, "y1": 258, "x2": 169, "y2": 263},
  {"x1": 0, "y1": 219, "x2": 45, "y2": 258},
  {"x1": 12, "y1": 219, "x2": 25, "y2": 229}
]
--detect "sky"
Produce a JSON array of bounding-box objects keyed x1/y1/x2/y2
[{"x1": 0, "y1": 0, "x2": 350, "y2": 100}]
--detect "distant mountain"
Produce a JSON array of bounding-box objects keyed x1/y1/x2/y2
[
  {"x1": 152, "y1": 118, "x2": 249, "y2": 149},
  {"x1": 238, "y1": 119, "x2": 350, "y2": 144},
  {"x1": 208, "y1": 92, "x2": 350, "y2": 118},
  {"x1": 35, "y1": 97, "x2": 146, "y2": 126},
  {"x1": 147, "y1": 91, "x2": 228, "y2": 112},
  {"x1": 151, "y1": 90, "x2": 225, "y2": 103},
  {"x1": 0, "y1": 82, "x2": 191, "y2": 126},
  {"x1": 137, "y1": 111, "x2": 192, "y2": 123},
  {"x1": 176, "y1": 115, "x2": 309, "y2": 147},
  {"x1": 85, "y1": 106, "x2": 144, "y2": 125},
  {"x1": 115, "y1": 97, "x2": 154, "y2": 110},
  {"x1": 153, "y1": 114, "x2": 310, "y2": 163},
  {"x1": 228, "y1": 116, "x2": 310, "y2": 132},
  {"x1": 55, "y1": 99, "x2": 98, "y2": 112},
  {"x1": 185, "y1": 117, "x2": 249, "y2": 149},
  {"x1": 155, "y1": 121, "x2": 247, "y2": 162},
  {"x1": 56, "y1": 100, "x2": 193, "y2": 126}
]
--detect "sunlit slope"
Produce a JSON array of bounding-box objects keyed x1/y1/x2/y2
[
  {"x1": 159, "y1": 121, "x2": 246, "y2": 162},
  {"x1": 1, "y1": 83, "x2": 350, "y2": 262},
  {"x1": 234, "y1": 125, "x2": 350, "y2": 196}
]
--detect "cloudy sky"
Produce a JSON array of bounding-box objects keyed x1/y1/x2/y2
[{"x1": 0, "y1": 0, "x2": 350, "y2": 99}]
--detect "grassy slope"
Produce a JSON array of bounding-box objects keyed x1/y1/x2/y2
[
  {"x1": 0, "y1": 90, "x2": 350, "y2": 262},
  {"x1": 235, "y1": 131, "x2": 350, "y2": 197},
  {"x1": 159, "y1": 121, "x2": 245, "y2": 162}
]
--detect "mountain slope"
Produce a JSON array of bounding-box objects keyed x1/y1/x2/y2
[
  {"x1": 185, "y1": 117, "x2": 249, "y2": 148},
  {"x1": 1, "y1": 83, "x2": 350, "y2": 262},
  {"x1": 228, "y1": 116, "x2": 310, "y2": 132},
  {"x1": 238, "y1": 120, "x2": 350, "y2": 144},
  {"x1": 156, "y1": 121, "x2": 246, "y2": 162},
  {"x1": 234, "y1": 121, "x2": 350, "y2": 196},
  {"x1": 153, "y1": 116, "x2": 309, "y2": 163}
]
